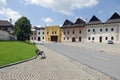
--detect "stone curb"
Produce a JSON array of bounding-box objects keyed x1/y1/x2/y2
[{"x1": 0, "y1": 55, "x2": 37, "y2": 69}]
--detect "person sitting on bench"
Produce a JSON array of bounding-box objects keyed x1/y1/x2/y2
[{"x1": 35, "y1": 49, "x2": 46, "y2": 58}]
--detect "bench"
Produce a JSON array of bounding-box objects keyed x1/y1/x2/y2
[{"x1": 35, "y1": 49, "x2": 46, "y2": 59}]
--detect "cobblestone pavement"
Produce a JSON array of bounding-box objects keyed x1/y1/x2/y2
[{"x1": 0, "y1": 44, "x2": 96, "y2": 80}]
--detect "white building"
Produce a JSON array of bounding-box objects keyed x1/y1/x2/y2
[
  {"x1": 36, "y1": 27, "x2": 45, "y2": 42},
  {"x1": 86, "y1": 12, "x2": 120, "y2": 43},
  {"x1": 30, "y1": 26, "x2": 45, "y2": 43}
]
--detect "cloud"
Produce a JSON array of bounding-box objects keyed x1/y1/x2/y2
[
  {"x1": 0, "y1": 8, "x2": 22, "y2": 23},
  {"x1": 0, "y1": 0, "x2": 7, "y2": 7},
  {"x1": 24, "y1": 0, "x2": 98, "y2": 15},
  {"x1": 42, "y1": 17, "x2": 53, "y2": 23},
  {"x1": 0, "y1": 0, "x2": 22, "y2": 23}
]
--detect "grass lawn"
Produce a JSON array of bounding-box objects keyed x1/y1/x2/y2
[{"x1": 0, "y1": 41, "x2": 37, "y2": 66}]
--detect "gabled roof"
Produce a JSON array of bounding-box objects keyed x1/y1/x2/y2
[
  {"x1": 75, "y1": 18, "x2": 85, "y2": 24},
  {"x1": 109, "y1": 12, "x2": 120, "y2": 20},
  {"x1": 87, "y1": 15, "x2": 102, "y2": 24},
  {"x1": 62, "y1": 19, "x2": 74, "y2": 27},
  {"x1": 73, "y1": 18, "x2": 85, "y2": 27},
  {"x1": 0, "y1": 20, "x2": 12, "y2": 26},
  {"x1": 106, "y1": 12, "x2": 120, "y2": 23}
]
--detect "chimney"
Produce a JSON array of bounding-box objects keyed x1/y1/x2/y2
[{"x1": 9, "y1": 18, "x2": 12, "y2": 24}]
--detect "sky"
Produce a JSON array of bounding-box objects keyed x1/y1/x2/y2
[{"x1": 0, "y1": 0, "x2": 120, "y2": 27}]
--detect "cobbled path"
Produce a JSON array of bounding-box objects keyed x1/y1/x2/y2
[{"x1": 0, "y1": 44, "x2": 95, "y2": 80}]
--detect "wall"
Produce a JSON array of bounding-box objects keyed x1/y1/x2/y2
[
  {"x1": 86, "y1": 23, "x2": 119, "y2": 43},
  {"x1": 61, "y1": 27, "x2": 85, "y2": 43},
  {"x1": 36, "y1": 29, "x2": 45, "y2": 42},
  {"x1": 0, "y1": 30, "x2": 12, "y2": 40},
  {"x1": 45, "y1": 26, "x2": 61, "y2": 42}
]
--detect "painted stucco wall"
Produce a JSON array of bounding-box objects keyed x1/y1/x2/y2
[{"x1": 61, "y1": 27, "x2": 85, "y2": 43}]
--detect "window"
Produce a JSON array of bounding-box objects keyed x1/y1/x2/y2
[
  {"x1": 100, "y1": 29, "x2": 102, "y2": 32},
  {"x1": 43, "y1": 32, "x2": 44, "y2": 34},
  {"x1": 64, "y1": 37, "x2": 65, "y2": 40},
  {"x1": 111, "y1": 28, "x2": 114, "y2": 31},
  {"x1": 88, "y1": 29, "x2": 90, "y2": 32},
  {"x1": 67, "y1": 31, "x2": 69, "y2": 34},
  {"x1": 43, "y1": 37, "x2": 44, "y2": 39},
  {"x1": 31, "y1": 37, "x2": 33, "y2": 40},
  {"x1": 79, "y1": 30, "x2": 81, "y2": 34},
  {"x1": 105, "y1": 37, "x2": 108, "y2": 40},
  {"x1": 64, "y1": 31, "x2": 66, "y2": 34},
  {"x1": 92, "y1": 37, "x2": 94, "y2": 40},
  {"x1": 73, "y1": 31, "x2": 75, "y2": 34},
  {"x1": 93, "y1": 29, "x2": 95, "y2": 32},
  {"x1": 111, "y1": 37, "x2": 114, "y2": 40},
  {"x1": 47, "y1": 32, "x2": 49, "y2": 34},
  {"x1": 34, "y1": 33, "x2": 36, "y2": 35},
  {"x1": 67, "y1": 37, "x2": 69, "y2": 40},
  {"x1": 88, "y1": 37, "x2": 90, "y2": 40},
  {"x1": 106, "y1": 28, "x2": 108, "y2": 32},
  {"x1": 38, "y1": 32, "x2": 40, "y2": 34}
]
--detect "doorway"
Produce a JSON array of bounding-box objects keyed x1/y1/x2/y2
[
  {"x1": 99, "y1": 36, "x2": 102, "y2": 42},
  {"x1": 79, "y1": 37, "x2": 82, "y2": 42},
  {"x1": 51, "y1": 36, "x2": 58, "y2": 42},
  {"x1": 38, "y1": 37, "x2": 41, "y2": 41},
  {"x1": 72, "y1": 37, "x2": 76, "y2": 42}
]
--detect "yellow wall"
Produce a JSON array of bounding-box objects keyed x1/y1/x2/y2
[{"x1": 45, "y1": 26, "x2": 61, "y2": 42}]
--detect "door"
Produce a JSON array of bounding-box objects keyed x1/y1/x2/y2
[
  {"x1": 51, "y1": 36, "x2": 58, "y2": 42},
  {"x1": 38, "y1": 37, "x2": 41, "y2": 41},
  {"x1": 99, "y1": 36, "x2": 102, "y2": 42},
  {"x1": 79, "y1": 37, "x2": 82, "y2": 42},
  {"x1": 72, "y1": 37, "x2": 76, "y2": 42}
]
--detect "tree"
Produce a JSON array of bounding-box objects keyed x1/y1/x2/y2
[{"x1": 14, "y1": 16, "x2": 32, "y2": 41}]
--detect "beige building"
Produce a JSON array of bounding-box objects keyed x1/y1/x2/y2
[
  {"x1": 45, "y1": 26, "x2": 61, "y2": 42},
  {"x1": 61, "y1": 18, "x2": 85, "y2": 43}
]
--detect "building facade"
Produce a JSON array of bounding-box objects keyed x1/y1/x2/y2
[
  {"x1": 30, "y1": 27, "x2": 37, "y2": 43},
  {"x1": 30, "y1": 12, "x2": 120, "y2": 44},
  {"x1": 0, "y1": 20, "x2": 16, "y2": 40},
  {"x1": 30, "y1": 27, "x2": 45, "y2": 43},
  {"x1": 61, "y1": 18, "x2": 85, "y2": 43},
  {"x1": 45, "y1": 26, "x2": 61, "y2": 42},
  {"x1": 36, "y1": 27, "x2": 45, "y2": 42},
  {"x1": 86, "y1": 12, "x2": 120, "y2": 43}
]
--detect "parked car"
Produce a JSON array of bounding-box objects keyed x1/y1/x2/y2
[{"x1": 107, "y1": 40, "x2": 114, "y2": 44}]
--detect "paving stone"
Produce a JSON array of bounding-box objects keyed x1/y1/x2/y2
[{"x1": 0, "y1": 44, "x2": 110, "y2": 80}]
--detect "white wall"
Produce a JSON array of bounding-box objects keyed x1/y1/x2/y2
[
  {"x1": 86, "y1": 24, "x2": 119, "y2": 43},
  {"x1": 0, "y1": 30, "x2": 11, "y2": 40},
  {"x1": 36, "y1": 29, "x2": 45, "y2": 42}
]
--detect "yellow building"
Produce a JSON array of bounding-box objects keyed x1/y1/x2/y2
[{"x1": 45, "y1": 26, "x2": 61, "y2": 42}]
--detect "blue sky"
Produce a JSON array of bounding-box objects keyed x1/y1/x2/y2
[{"x1": 0, "y1": 0, "x2": 120, "y2": 27}]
